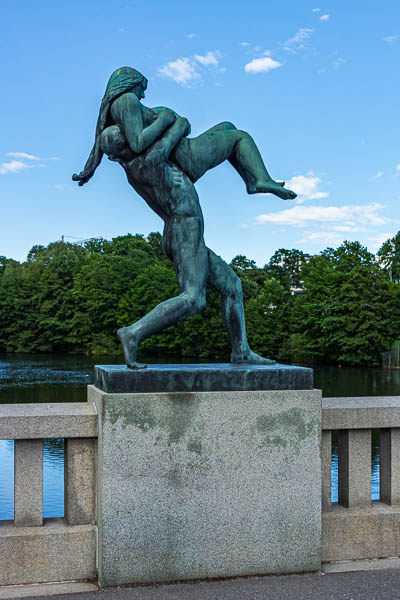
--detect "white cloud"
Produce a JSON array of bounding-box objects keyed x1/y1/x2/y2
[
  {"x1": 332, "y1": 57, "x2": 346, "y2": 70},
  {"x1": 383, "y1": 35, "x2": 398, "y2": 43},
  {"x1": 312, "y1": 8, "x2": 321, "y2": 12},
  {"x1": 158, "y1": 57, "x2": 201, "y2": 86},
  {"x1": 245, "y1": 55, "x2": 282, "y2": 74},
  {"x1": 54, "y1": 184, "x2": 65, "y2": 190},
  {"x1": 372, "y1": 171, "x2": 383, "y2": 180},
  {"x1": 368, "y1": 232, "x2": 394, "y2": 252},
  {"x1": 7, "y1": 152, "x2": 40, "y2": 161},
  {"x1": 254, "y1": 203, "x2": 388, "y2": 228},
  {"x1": 285, "y1": 173, "x2": 329, "y2": 201},
  {"x1": 283, "y1": 28, "x2": 314, "y2": 52},
  {"x1": 186, "y1": 33, "x2": 198, "y2": 40},
  {"x1": 320, "y1": 14, "x2": 330, "y2": 21},
  {"x1": 0, "y1": 160, "x2": 31, "y2": 175},
  {"x1": 240, "y1": 41, "x2": 250, "y2": 47},
  {"x1": 194, "y1": 50, "x2": 221, "y2": 67},
  {"x1": 300, "y1": 231, "x2": 345, "y2": 246},
  {"x1": 396, "y1": 163, "x2": 400, "y2": 174}
]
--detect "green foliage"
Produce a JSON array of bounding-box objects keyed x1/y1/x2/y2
[
  {"x1": 1, "y1": 233, "x2": 400, "y2": 366},
  {"x1": 246, "y1": 278, "x2": 293, "y2": 361},
  {"x1": 291, "y1": 241, "x2": 400, "y2": 365},
  {"x1": 377, "y1": 232, "x2": 400, "y2": 284}
]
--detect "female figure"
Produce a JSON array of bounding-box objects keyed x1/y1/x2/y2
[{"x1": 73, "y1": 67, "x2": 296, "y2": 368}]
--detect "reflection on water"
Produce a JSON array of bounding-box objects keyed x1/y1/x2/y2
[{"x1": 0, "y1": 354, "x2": 399, "y2": 519}]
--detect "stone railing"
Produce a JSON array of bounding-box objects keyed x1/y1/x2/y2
[
  {"x1": 322, "y1": 396, "x2": 400, "y2": 563},
  {"x1": 2, "y1": 394, "x2": 400, "y2": 588},
  {"x1": 0, "y1": 403, "x2": 97, "y2": 587}
]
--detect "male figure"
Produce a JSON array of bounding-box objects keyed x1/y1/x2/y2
[{"x1": 73, "y1": 67, "x2": 296, "y2": 368}]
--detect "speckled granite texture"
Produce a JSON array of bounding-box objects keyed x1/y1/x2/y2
[{"x1": 89, "y1": 385, "x2": 322, "y2": 586}]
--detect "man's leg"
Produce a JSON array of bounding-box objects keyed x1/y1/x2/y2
[
  {"x1": 207, "y1": 249, "x2": 275, "y2": 365},
  {"x1": 117, "y1": 215, "x2": 208, "y2": 368}
]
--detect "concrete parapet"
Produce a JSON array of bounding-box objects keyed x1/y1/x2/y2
[
  {"x1": 64, "y1": 438, "x2": 96, "y2": 526},
  {"x1": 14, "y1": 440, "x2": 43, "y2": 527},
  {"x1": 322, "y1": 396, "x2": 400, "y2": 429},
  {"x1": 0, "y1": 520, "x2": 96, "y2": 586},
  {"x1": 89, "y1": 385, "x2": 322, "y2": 586},
  {"x1": 0, "y1": 403, "x2": 97, "y2": 440},
  {"x1": 322, "y1": 502, "x2": 400, "y2": 562}
]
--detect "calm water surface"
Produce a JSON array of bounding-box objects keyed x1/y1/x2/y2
[{"x1": 0, "y1": 353, "x2": 399, "y2": 519}]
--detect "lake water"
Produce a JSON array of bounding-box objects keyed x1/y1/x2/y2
[{"x1": 1, "y1": 353, "x2": 399, "y2": 520}]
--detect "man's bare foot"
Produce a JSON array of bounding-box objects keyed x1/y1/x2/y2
[
  {"x1": 117, "y1": 327, "x2": 147, "y2": 369},
  {"x1": 231, "y1": 349, "x2": 275, "y2": 365},
  {"x1": 247, "y1": 180, "x2": 297, "y2": 200}
]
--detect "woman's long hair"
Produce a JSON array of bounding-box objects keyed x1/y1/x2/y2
[{"x1": 72, "y1": 67, "x2": 147, "y2": 186}]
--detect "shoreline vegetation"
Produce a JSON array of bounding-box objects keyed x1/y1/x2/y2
[{"x1": 1, "y1": 231, "x2": 400, "y2": 367}]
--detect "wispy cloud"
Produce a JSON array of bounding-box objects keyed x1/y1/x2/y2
[
  {"x1": 186, "y1": 33, "x2": 198, "y2": 40},
  {"x1": 159, "y1": 50, "x2": 223, "y2": 86},
  {"x1": 299, "y1": 231, "x2": 345, "y2": 246},
  {"x1": 158, "y1": 57, "x2": 202, "y2": 86},
  {"x1": 240, "y1": 41, "x2": 250, "y2": 47},
  {"x1": 285, "y1": 173, "x2": 329, "y2": 201},
  {"x1": 396, "y1": 163, "x2": 400, "y2": 176},
  {"x1": 283, "y1": 28, "x2": 314, "y2": 53},
  {"x1": 312, "y1": 8, "x2": 320, "y2": 12},
  {"x1": 320, "y1": 14, "x2": 329, "y2": 22},
  {"x1": 383, "y1": 35, "x2": 398, "y2": 43},
  {"x1": 368, "y1": 232, "x2": 394, "y2": 252},
  {"x1": 194, "y1": 50, "x2": 221, "y2": 67},
  {"x1": 245, "y1": 53, "x2": 282, "y2": 74},
  {"x1": 332, "y1": 57, "x2": 346, "y2": 70},
  {"x1": 54, "y1": 184, "x2": 65, "y2": 190},
  {"x1": 1, "y1": 152, "x2": 56, "y2": 175},
  {"x1": 254, "y1": 203, "x2": 388, "y2": 228},
  {"x1": 0, "y1": 160, "x2": 31, "y2": 175},
  {"x1": 372, "y1": 171, "x2": 383, "y2": 180},
  {"x1": 7, "y1": 152, "x2": 40, "y2": 161}
]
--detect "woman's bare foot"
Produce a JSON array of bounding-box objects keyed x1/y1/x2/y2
[
  {"x1": 231, "y1": 349, "x2": 275, "y2": 365},
  {"x1": 117, "y1": 327, "x2": 147, "y2": 369},
  {"x1": 247, "y1": 180, "x2": 297, "y2": 200}
]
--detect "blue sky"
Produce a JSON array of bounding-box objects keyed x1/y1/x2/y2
[{"x1": 1, "y1": 0, "x2": 399, "y2": 265}]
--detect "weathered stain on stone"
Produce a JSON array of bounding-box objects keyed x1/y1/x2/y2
[
  {"x1": 187, "y1": 438, "x2": 202, "y2": 455},
  {"x1": 255, "y1": 408, "x2": 318, "y2": 449},
  {"x1": 105, "y1": 394, "x2": 201, "y2": 447}
]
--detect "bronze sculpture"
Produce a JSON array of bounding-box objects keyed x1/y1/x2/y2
[{"x1": 73, "y1": 67, "x2": 296, "y2": 368}]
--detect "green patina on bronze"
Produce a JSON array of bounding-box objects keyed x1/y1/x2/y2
[{"x1": 73, "y1": 66, "x2": 296, "y2": 369}]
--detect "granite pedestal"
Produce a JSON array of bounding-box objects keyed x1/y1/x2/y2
[{"x1": 89, "y1": 364, "x2": 321, "y2": 586}]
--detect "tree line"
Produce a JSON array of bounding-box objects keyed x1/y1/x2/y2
[{"x1": 1, "y1": 231, "x2": 400, "y2": 366}]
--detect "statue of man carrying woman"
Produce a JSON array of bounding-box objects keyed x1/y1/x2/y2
[{"x1": 73, "y1": 66, "x2": 296, "y2": 368}]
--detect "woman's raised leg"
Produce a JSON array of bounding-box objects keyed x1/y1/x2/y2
[{"x1": 174, "y1": 127, "x2": 296, "y2": 200}]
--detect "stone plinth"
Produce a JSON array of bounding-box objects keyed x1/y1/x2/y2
[
  {"x1": 89, "y1": 374, "x2": 321, "y2": 586},
  {"x1": 94, "y1": 363, "x2": 313, "y2": 394}
]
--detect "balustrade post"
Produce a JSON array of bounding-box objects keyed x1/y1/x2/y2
[
  {"x1": 64, "y1": 438, "x2": 96, "y2": 525},
  {"x1": 14, "y1": 439, "x2": 43, "y2": 527},
  {"x1": 380, "y1": 428, "x2": 400, "y2": 505},
  {"x1": 338, "y1": 429, "x2": 371, "y2": 508},
  {"x1": 321, "y1": 430, "x2": 332, "y2": 512}
]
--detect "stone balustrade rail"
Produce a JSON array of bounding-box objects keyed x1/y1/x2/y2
[
  {"x1": 1, "y1": 395, "x2": 400, "y2": 587},
  {"x1": 322, "y1": 396, "x2": 400, "y2": 563},
  {"x1": 0, "y1": 403, "x2": 98, "y2": 587}
]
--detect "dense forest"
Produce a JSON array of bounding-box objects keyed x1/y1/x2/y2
[{"x1": 1, "y1": 231, "x2": 400, "y2": 366}]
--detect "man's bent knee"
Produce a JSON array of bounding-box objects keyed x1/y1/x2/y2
[{"x1": 185, "y1": 292, "x2": 207, "y2": 316}]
